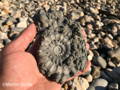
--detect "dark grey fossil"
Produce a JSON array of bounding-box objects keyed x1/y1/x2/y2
[{"x1": 33, "y1": 8, "x2": 88, "y2": 83}]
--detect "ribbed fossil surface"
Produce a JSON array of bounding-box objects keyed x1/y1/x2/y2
[{"x1": 33, "y1": 8, "x2": 88, "y2": 83}]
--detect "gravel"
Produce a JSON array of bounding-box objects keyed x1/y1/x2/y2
[{"x1": 0, "y1": 0, "x2": 120, "y2": 89}]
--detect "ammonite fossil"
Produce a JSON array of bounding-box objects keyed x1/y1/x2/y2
[{"x1": 33, "y1": 8, "x2": 89, "y2": 83}]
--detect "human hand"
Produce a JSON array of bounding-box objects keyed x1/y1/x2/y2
[{"x1": 0, "y1": 24, "x2": 61, "y2": 90}]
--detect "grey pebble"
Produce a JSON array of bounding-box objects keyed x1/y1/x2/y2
[
  {"x1": 94, "y1": 56, "x2": 107, "y2": 69},
  {"x1": 90, "y1": 78, "x2": 108, "y2": 90}
]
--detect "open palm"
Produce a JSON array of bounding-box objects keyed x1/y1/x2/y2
[{"x1": 0, "y1": 24, "x2": 61, "y2": 90}]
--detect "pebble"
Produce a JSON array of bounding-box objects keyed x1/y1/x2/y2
[
  {"x1": 100, "y1": 32, "x2": 106, "y2": 37},
  {"x1": 92, "y1": 66, "x2": 101, "y2": 79},
  {"x1": 108, "y1": 60, "x2": 116, "y2": 68},
  {"x1": 87, "y1": 24, "x2": 93, "y2": 31},
  {"x1": 9, "y1": 31, "x2": 20, "y2": 40},
  {"x1": 92, "y1": 78, "x2": 108, "y2": 86},
  {"x1": 88, "y1": 50, "x2": 94, "y2": 61},
  {"x1": 112, "y1": 25, "x2": 118, "y2": 35},
  {"x1": 88, "y1": 33, "x2": 96, "y2": 39},
  {"x1": 85, "y1": 74, "x2": 93, "y2": 82},
  {"x1": 79, "y1": 77, "x2": 89, "y2": 90},
  {"x1": 108, "y1": 83, "x2": 119, "y2": 90},
  {"x1": 93, "y1": 37, "x2": 99, "y2": 43},
  {"x1": 0, "y1": 31, "x2": 8, "y2": 39},
  {"x1": 95, "y1": 56, "x2": 107, "y2": 69},
  {"x1": 64, "y1": 84, "x2": 68, "y2": 90},
  {"x1": 96, "y1": 21, "x2": 104, "y2": 29},
  {"x1": 79, "y1": 11, "x2": 84, "y2": 17},
  {"x1": 84, "y1": 15, "x2": 94, "y2": 23},
  {"x1": 117, "y1": 36, "x2": 120, "y2": 42},
  {"x1": 72, "y1": 77, "x2": 89, "y2": 90},
  {"x1": 108, "y1": 47, "x2": 120, "y2": 62},
  {"x1": 3, "y1": 39, "x2": 11, "y2": 45},
  {"x1": 104, "y1": 37, "x2": 114, "y2": 48},
  {"x1": 107, "y1": 34, "x2": 113, "y2": 40},
  {"x1": 44, "y1": 4, "x2": 50, "y2": 11},
  {"x1": 90, "y1": 78, "x2": 108, "y2": 90},
  {"x1": 90, "y1": 7, "x2": 99, "y2": 14},
  {"x1": 63, "y1": 2, "x2": 67, "y2": 12},
  {"x1": 17, "y1": 17, "x2": 28, "y2": 29}
]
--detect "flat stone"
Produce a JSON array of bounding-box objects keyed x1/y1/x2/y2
[
  {"x1": 95, "y1": 56, "x2": 107, "y2": 69},
  {"x1": 91, "y1": 78, "x2": 108, "y2": 90}
]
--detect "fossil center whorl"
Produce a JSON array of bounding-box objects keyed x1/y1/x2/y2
[
  {"x1": 54, "y1": 45, "x2": 64, "y2": 56},
  {"x1": 39, "y1": 34, "x2": 71, "y2": 63}
]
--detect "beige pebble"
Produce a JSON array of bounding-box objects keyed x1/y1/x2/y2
[
  {"x1": 104, "y1": 37, "x2": 114, "y2": 48},
  {"x1": 72, "y1": 77, "x2": 89, "y2": 90},
  {"x1": 71, "y1": 12, "x2": 80, "y2": 20},
  {"x1": 88, "y1": 50, "x2": 94, "y2": 61},
  {"x1": 79, "y1": 77, "x2": 89, "y2": 90},
  {"x1": 0, "y1": 31, "x2": 8, "y2": 39},
  {"x1": 90, "y1": 7, "x2": 99, "y2": 14},
  {"x1": 86, "y1": 74, "x2": 93, "y2": 82}
]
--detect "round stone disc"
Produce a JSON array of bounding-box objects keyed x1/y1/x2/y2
[{"x1": 33, "y1": 8, "x2": 88, "y2": 84}]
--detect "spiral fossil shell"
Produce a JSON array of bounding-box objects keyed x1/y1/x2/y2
[{"x1": 33, "y1": 8, "x2": 88, "y2": 83}]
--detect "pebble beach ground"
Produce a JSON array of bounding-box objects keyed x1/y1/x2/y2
[{"x1": 0, "y1": 0, "x2": 120, "y2": 90}]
